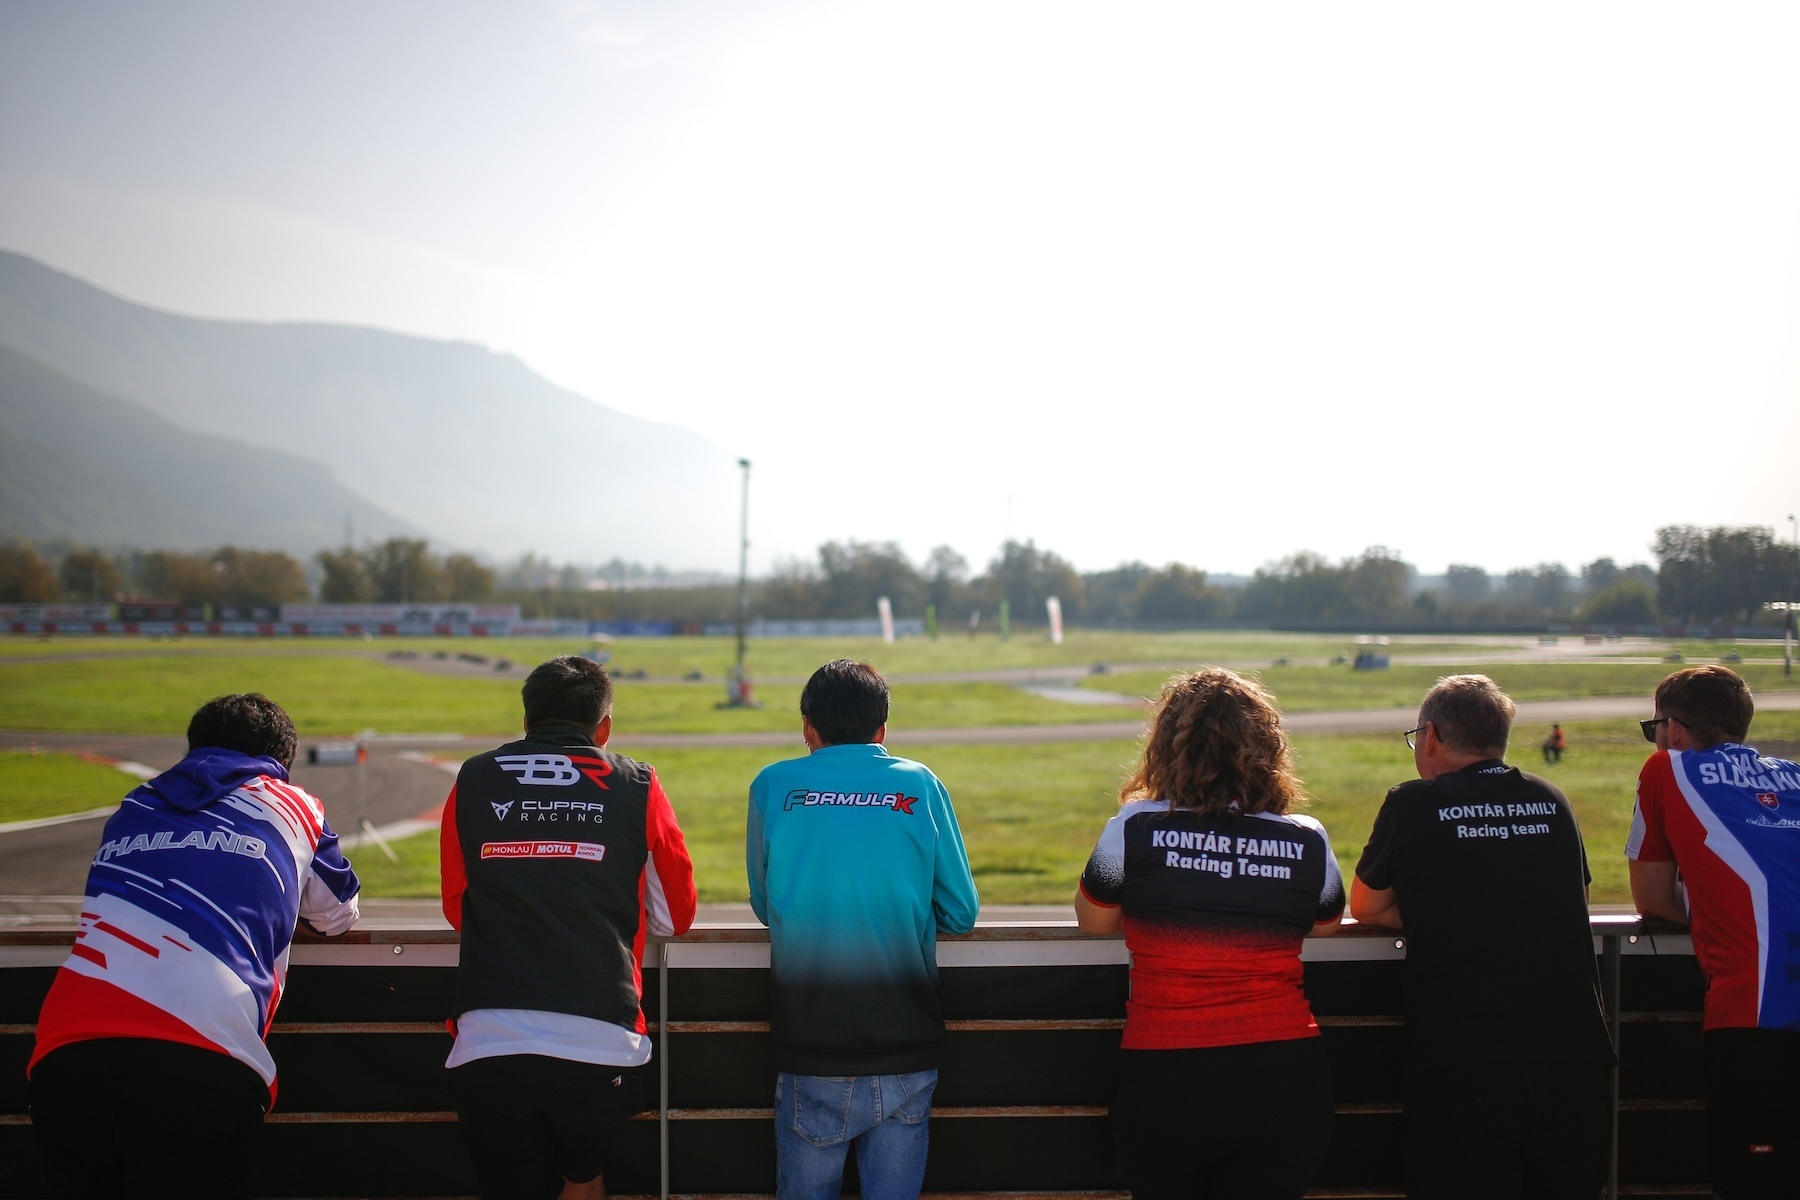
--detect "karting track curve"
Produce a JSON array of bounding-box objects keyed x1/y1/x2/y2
[
  {"x1": 5, "y1": 691, "x2": 1800, "y2": 897},
  {"x1": 0, "y1": 731, "x2": 453, "y2": 895}
]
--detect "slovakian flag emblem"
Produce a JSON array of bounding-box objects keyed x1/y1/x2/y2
[{"x1": 1756, "y1": 793, "x2": 1780, "y2": 810}]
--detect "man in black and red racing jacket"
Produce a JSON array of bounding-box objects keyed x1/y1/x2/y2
[{"x1": 440, "y1": 655, "x2": 696, "y2": 1200}]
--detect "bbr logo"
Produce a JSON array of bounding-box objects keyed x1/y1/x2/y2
[{"x1": 497, "y1": 755, "x2": 581, "y2": 786}]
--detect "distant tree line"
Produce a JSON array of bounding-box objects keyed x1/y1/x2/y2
[
  {"x1": 1652, "y1": 525, "x2": 1796, "y2": 625},
  {"x1": 0, "y1": 543, "x2": 310, "y2": 610},
  {"x1": 316, "y1": 539, "x2": 494, "y2": 603},
  {"x1": 733, "y1": 540, "x2": 1674, "y2": 629},
  {"x1": 0, "y1": 539, "x2": 493, "y2": 609},
  {"x1": 761, "y1": 540, "x2": 1085, "y2": 625},
  {"x1": 2, "y1": 523, "x2": 1793, "y2": 628}
]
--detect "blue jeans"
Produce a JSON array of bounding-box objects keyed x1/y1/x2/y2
[{"x1": 773, "y1": 1069, "x2": 937, "y2": 1200}]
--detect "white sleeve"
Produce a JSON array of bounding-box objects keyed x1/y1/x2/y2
[
  {"x1": 299, "y1": 871, "x2": 360, "y2": 936},
  {"x1": 643, "y1": 855, "x2": 675, "y2": 938},
  {"x1": 1289, "y1": 813, "x2": 1345, "y2": 920}
]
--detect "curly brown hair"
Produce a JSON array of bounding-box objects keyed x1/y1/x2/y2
[{"x1": 1120, "y1": 668, "x2": 1306, "y2": 815}]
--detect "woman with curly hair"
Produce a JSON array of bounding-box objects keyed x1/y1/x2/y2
[{"x1": 1075, "y1": 668, "x2": 1344, "y2": 1199}]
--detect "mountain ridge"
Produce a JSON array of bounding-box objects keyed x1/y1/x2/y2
[
  {"x1": 0, "y1": 341, "x2": 429, "y2": 553},
  {"x1": 0, "y1": 249, "x2": 743, "y2": 567}
]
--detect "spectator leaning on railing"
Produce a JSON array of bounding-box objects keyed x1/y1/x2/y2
[
  {"x1": 440, "y1": 655, "x2": 696, "y2": 1200},
  {"x1": 28, "y1": 693, "x2": 361, "y2": 1200},
  {"x1": 1352, "y1": 674, "x2": 1613, "y2": 1200},
  {"x1": 1076, "y1": 668, "x2": 1344, "y2": 1200},
  {"x1": 1627, "y1": 665, "x2": 1800, "y2": 1199},
  {"x1": 746, "y1": 659, "x2": 979, "y2": 1200}
]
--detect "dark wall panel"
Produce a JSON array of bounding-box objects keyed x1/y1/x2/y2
[
  {"x1": 0, "y1": 969, "x2": 54, "y2": 1024},
  {"x1": 0, "y1": 1126, "x2": 46, "y2": 1200},
  {"x1": 271, "y1": 965, "x2": 459, "y2": 1023},
  {"x1": 940, "y1": 964, "x2": 1129, "y2": 1019},
  {"x1": 1619, "y1": 1021, "x2": 1705, "y2": 1100},
  {"x1": 1619, "y1": 1109, "x2": 1709, "y2": 1186},
  {"x1": 1313, "y1": 1111, "x2": 1406, "y2": 1189},
  {"x1": 268, "y1": 1032, "x2": 456, "y2": 1113},
  {"x1": 1318, "y1": 1025, "x2": 1407, "y2": 1102},
  {"x1": 0, "y1": 937, "x2": 1716, "y2": 1196},
  {"x1": 0, "y1": 1036, "x2": 29, "y2": 1114}
]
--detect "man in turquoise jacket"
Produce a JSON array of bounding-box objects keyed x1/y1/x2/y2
[{"x1": 747, "y1": 658, "x2": 979, "y2": 1200}]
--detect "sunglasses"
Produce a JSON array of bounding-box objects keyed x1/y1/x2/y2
[{"x1": 1640, "y1": 717, "x2": 1672, "y2": 744}]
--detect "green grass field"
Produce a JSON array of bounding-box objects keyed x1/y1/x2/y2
[
  {"x1": 0, "y1": 750, "x2": 139, "y2": 824},
  {"x1": 12, "y1": 635, "x2": 1793, "y2": 739},
  {"x1": 1665, "y1": 638, "x2": 1797, "y2": 661},
  {"x1": 6, "y1": 629, "x2": 1784, "y2": 678},
  {"x1": 611, "y1": 681, "x2": 1141, "y2": 734},
  {"x1": 0, "y1": 655, "x2": 1144, "y2": 737},
  {"x1": 1, "y1": 630, "x2": 1542, "y2": 675},
  {"x1": 352, "y1": 711, "x2": 1800, "y2": 906},
  {"x1": 1089, "y1": 661, "x2": 1800, "y2": 712},
  {"x1": 592, "y1": 631, "x2": 1521, "y2": 678},
  {"x1": 0, "y1": 636, "x2": 578, "y2": 661},
  {"x1": 12, "y1": 630, "x2": 1800, "y2": 906}
]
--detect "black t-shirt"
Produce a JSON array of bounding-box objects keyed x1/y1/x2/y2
[{"x1": 1355, "y1": 760, "x2": 1614, "y2": 1066}]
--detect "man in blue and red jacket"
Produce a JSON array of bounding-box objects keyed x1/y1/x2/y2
[
  {"x1": 29, "y1": 692, "x2": 360, "y2": 1199},
  {"x1": 1628, "y1": 665, "x2": 1800, "y2": 1199}
]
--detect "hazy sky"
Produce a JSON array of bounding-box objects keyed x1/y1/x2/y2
[{"x1": 4, "y1": 1, "x2": 1799, "y2": 576}]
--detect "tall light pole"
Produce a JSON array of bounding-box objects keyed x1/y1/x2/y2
[{"x1": 735, "y1": 459, "x2": 752, "y2": 681}]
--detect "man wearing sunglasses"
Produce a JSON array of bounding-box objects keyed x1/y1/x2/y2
[
  {"x1": 1627, "y1": 665, "x2": 1800, "y2": 1199},
  {"x1": 1351, "y1": 675, "x2": 1612, "y2": 1199}
]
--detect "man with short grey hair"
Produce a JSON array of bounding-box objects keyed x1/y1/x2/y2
[{"x1": 1351, "y1": 674, "x2": 1612, "y2": 1199}]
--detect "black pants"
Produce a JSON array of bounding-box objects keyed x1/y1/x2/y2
[
  {"x1": 451, "y1": 1054, "x2": 651, "y2": 1200},
  {"x1": 1704, "y1": 1028, "x2": 1800, "y2": 1199},
  {"x1": 1404, "y1": 1058, "x2": 1611, "y2": 1200},
  {"x1": 1112, "y1": 1037, "x2": 1334, "y2": 1200},
  {"x1": 30, "y1": 1067, "x2": 265, "y2": 1199}
]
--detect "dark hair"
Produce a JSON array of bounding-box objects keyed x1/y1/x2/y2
[
  {"x1": 187, "y1": 693, "x2": 298, "y2": 766},
  {"x1": 1120, "y1": 668, "x2": 1305, "y2": 816},
  {"x1": 1656, "y1": 665, "x2": 1753, "y2": 747},
  {"x1": 800, "y1": 659, "x2": 889, "y2": 745},
  {"x1": 1418, "y1": 675, "x2": 1514, "y2": 758},
  {"x1": 522, "y1": 656, "x2": 614, "y2": 730}
]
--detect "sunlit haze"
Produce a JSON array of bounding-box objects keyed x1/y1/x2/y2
[{"x1": 4, "y1": 1, "x2": 1798, "y2": 575}]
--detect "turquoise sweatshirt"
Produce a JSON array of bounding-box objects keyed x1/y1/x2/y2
[{"x1": 746, "y1": 742, "x2": 979, "y2": 1074}]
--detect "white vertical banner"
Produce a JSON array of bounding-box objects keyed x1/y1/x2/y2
[
  {"x1": 877, "y1": 596, "x2": 896, "y2": 644},
  {"x1": 1046, "y1": 596, "x2": 1064, "y2": 644}
]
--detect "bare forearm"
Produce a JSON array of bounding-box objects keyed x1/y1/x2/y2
[
  {"x1": 1349, "y1": 877, "x2": 1402, "y2": 929},
  {"x1": 1628, "y1": 861, "x2": 1688, "y2": 925},
  {"x1": 1073, "y1": 889, "x2": 1122, "y2": 935}
]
